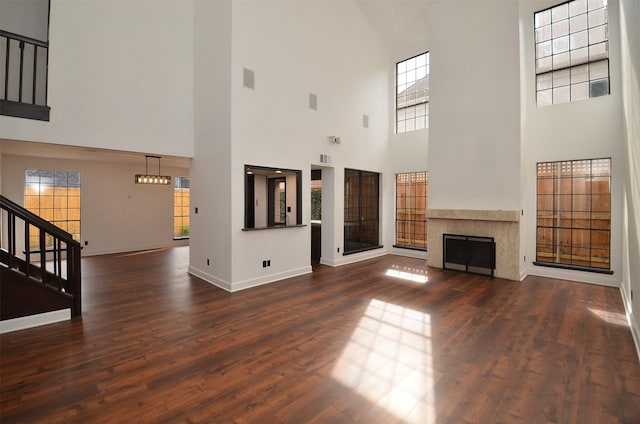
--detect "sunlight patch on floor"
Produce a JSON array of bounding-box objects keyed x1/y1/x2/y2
[
  {"x1": 385, "y1": 264, "x2": 428, "y2": 284},
  {"x1": 588, "y1": 307, "x2": 629, "y2": 327},
  {"x1": 331, "y1": 298, "x2": 435, "y2": 422}
]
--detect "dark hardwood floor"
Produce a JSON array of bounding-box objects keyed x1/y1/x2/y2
[{"x1": 2, "y1": 247, "x2": 639, "y2": 423}]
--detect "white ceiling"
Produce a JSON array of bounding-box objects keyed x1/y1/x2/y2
[
  {"x1": 0, "y1": 139, "x2": 190, "y2": 168},
  {"x1": 356, "y1": 0, "x2": 431, "y2": 50}
]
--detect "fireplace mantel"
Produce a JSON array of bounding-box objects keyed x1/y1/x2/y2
[{"x1": 426, "y1": 209, "x2": 520, "y2": 222}]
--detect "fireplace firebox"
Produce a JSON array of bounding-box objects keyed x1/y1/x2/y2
[{"x1": 443, "y1": 234, "x2": 495, "y2": 277}]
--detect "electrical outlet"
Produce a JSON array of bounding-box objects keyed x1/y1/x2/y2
[
  {"x1": 84, "y1": 241, "x2": 88, "y2": 246},
  {"x1": 195, "y1": 207, "x2": 198, "y2": 214},
  {"x1": 337, "y1": 247, "x2": 340, "y2": 253},
  {"x1": 263, "y1": 260, "x2": 267, "y2": 268},
  {"x1": 267, "y1": 260, "x2": 271, "y2": 267},
  {"x1": 207, "y1": 259, "x2": 210, "y2": 266}
]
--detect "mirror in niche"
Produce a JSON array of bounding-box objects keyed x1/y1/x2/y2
[{"x1": 244, "y1": 165, "x2": 302, "y2": 229}]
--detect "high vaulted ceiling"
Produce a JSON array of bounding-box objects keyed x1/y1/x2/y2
[{"x1": 355, "y1": 0, "x2": 431, "y2": 51}]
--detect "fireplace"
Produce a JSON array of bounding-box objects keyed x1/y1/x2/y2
[
  {"x1": 426, "y1": 209, "x2": 520, "y2": 280},
  {"x1": 443, "y1": 234, "x2": 495, "y2": 277}
]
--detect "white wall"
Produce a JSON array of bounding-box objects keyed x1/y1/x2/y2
[
  {"x1": 619, "y1": 0, "x2": 640, "y2": 354},
  {"x1": 1, "y1": 153, "x2": 189, "y2": 256},
  {"x1": 0, "y1": 0, "x2": 194, "y2": 158},
  {"x1": 0, "y1": 0, "x2": 49, "y2": 41},
  {"x1": 226, "y1": 0, "x2": 390, "y2": 289},
  {"x1": 189, "y1": 0, "x2": 233, "y2": 289},
  {"x1": 520, "y1": 0, "x2": 624, "y2": 286},
  {"x1": 427, "y1": 1, "x2": 521, "y2": 212}
]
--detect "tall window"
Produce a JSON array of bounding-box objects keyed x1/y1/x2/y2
[
  {"x1": 311, "y1": 179, "x2": 322, "y2": 221},
  {"x1": 534, "y1": 0, "x2": 609, "y2": 106},
  {"x1": 344, "y1": 169, "x2": 380, "y2": 254},
  {"x1": 535, "y1": 158, "x2": 611, "y2": 272},
  {"x1": 24, "y1": 169, "x2": 81, "y2": 249},
  {"x1": 174, "y1": 176, "x2": 190, "y2": 239},
  {"x1": 396, "y1": 52, "x2": 429, "y2": 133},
  {"x1": 395, "y1": 172, "x2": 428, "y2": 250}
]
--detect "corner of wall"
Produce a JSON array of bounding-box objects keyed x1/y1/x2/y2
[{"x1": 621, "y1": 286, "x2": 640, "y2": 363}]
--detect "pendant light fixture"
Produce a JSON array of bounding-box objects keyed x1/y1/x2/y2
[{"x1": 135, "y1": 155, "x2": 172, "y2": 185}]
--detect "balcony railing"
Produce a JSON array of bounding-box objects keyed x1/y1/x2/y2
[{"x1": 0, "y1": 29, "x2": 50, "y2": 121}]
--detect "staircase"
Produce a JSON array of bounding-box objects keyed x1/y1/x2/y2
[{"x1": 0, "y1": 195, "x2": 81, "y2": 320}]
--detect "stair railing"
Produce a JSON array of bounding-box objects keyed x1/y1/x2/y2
[
  {"x1": 0, "y1": 195, "x2": 81, "y2": 317},
  {"x1": 0, "y1": 29, "x2": 50, "y2": 120}
]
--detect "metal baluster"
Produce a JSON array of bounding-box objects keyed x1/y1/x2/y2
[
  {"x1": 19, "y1": 40, "x2": 24, "y2": 102},
  {"x1": 32, "y1": 45, "x2": 37, "y2": 104},
  {"x1": 4, "y1": 37, "x2": 9, "y2": 100},
  {"x1": 25, "y1": 222, "x2": 31, "y2": 278},
  {"x1": 40, "y1": 230, "x2": 46, "y2": 284}
]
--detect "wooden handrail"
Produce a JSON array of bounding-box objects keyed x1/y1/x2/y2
[
  {"x1": 0, "y1": 30, "x2": 48, "y2": 48},
  {"x1": 0, "y1": 195, "x2": 81, "y2": 317}
]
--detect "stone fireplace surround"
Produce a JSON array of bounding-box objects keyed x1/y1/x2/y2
[{"x1": 426, "y1": 209, "x2": 520, "y2": 281}]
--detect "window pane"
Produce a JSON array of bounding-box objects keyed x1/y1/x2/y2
[
  {"x1": 535, "y1": 158, "x2": 611, "y2": 271},
  {"x1": 536, "y1": 57, "x2": 553, "y2": 74},
  {"x1": 553, "y1": 37, "x2": 569, "y2": 54},
  {"x1": 536, "y1": 25, "x2": 552, "y2": 43},
  {"x1": 553, "y1": 85, "x2": 570, "y2": 103},
  {"x1": 571, "y1": 82, "x2": 589, "y2": 101},
  {"x1": 590, "y1": 78, "x2": 609, "y2": 97},
  {"x1": 571, "y1": 64, "x2": 588, "y2": 82},
  {"x1": 588, "y1": 8, "x2": 607, "y2": 26},
  {"x1": 24, "y1": 169, "x2": 81, "y2": 248},
  {"x1": 174, "y1": 176, "x2": 190, "y2": 238},
  {"x1": 396, "y1": 52, "x2": 429, "y2": 134},
  {"x1": 588, "y1": 0, "x2": 607, "y2": 12},
  {"x1": 589, "y1": 42, "x2": 608, "y2": 61},
  {"x1": 535, "y1": 0, "x2": 609, "y2": 107},
  {"x1": 570, "y1": 30, "x2": 588, "y2": 50},
  {"x1": 589, "y1": 24, "x2": 607, "y2": 44},
  {"x1": 552, "y1": 52, "x2": 570, "y2": 69},
  {"x1": 570, "y1": 0, "x2": 588, "y2": 16},
  {"x1": 396, "y1": 172, "x2": 428, "y2": 249},
  {"x1": 536, "y1": 9, "x2": 551, "y2": 27},
  {"x1": 553, "y1": 68, "x2": 570, "y2": 86},
  {"x1": 346, "y1": 169, "x2": 380, "y2": 253},
  {"x1": 570, "y1": 47, "x2": 589, "y2": 66},
  {"x1": 552, "y1": 19, "x2": 569, "y2": 38},
  {"x1": 590, "y1": 59, "x2": 608, "y2": 79},
  {"x1": 552, "y1": 3, "x2": 569, "y2": 21},
  {"x1": 537, "y1": 89, "x2": 553, "y2": 106}
]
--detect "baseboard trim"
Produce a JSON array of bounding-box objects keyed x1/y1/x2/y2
[
  {"x1": 0, "y1": 309, "x2": 70, "y2": 334},
  {"x1": 231, "y1": 266, "x2": 312, "y2": 292},
  {"x1": 620, "y1": 287, "x2": 640, "y2": 364},
  {"x1": 188, "y1": 266, "x2": 232, "y2": 292},
  {"x1": 188, "y1": 265, "x2": 313, "y2": 293},
  {"x1": 320, "y1": 248, "x2": 388, "y2": 267},
  {"x1": 528, "y1": 264, "x2": 620, "y2": 287}
]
